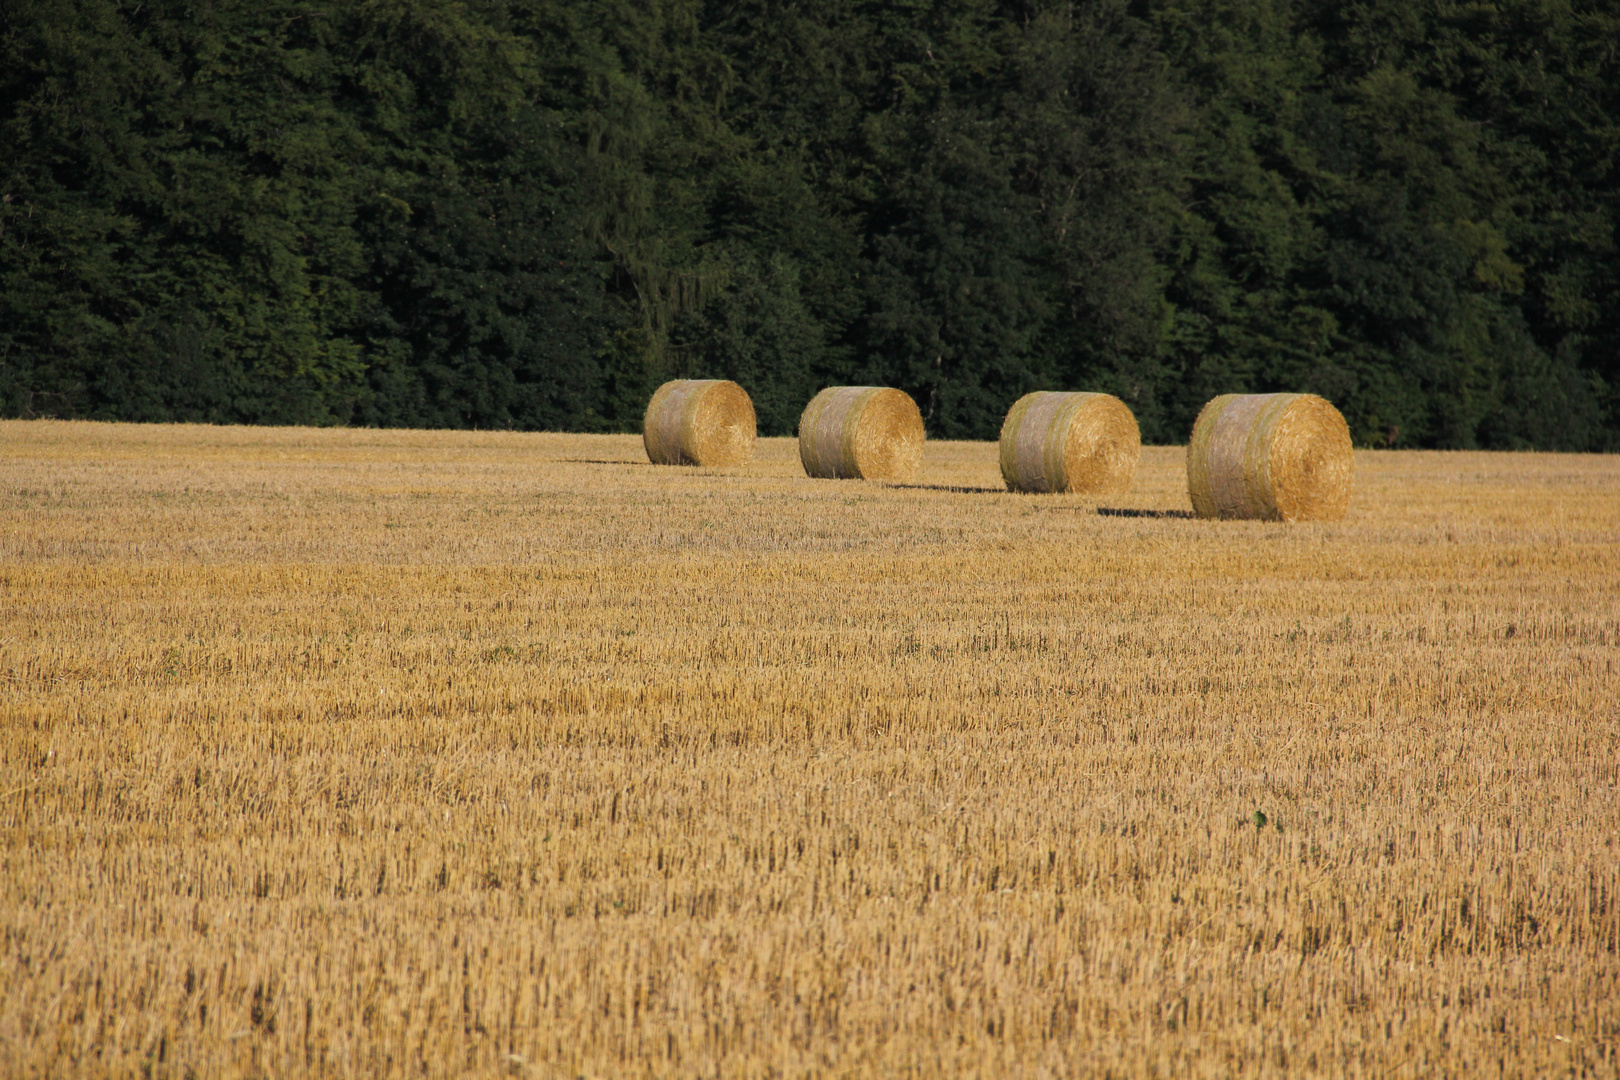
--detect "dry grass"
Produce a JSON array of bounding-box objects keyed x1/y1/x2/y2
[{"x1": 2, "y1": 419, "x2": 1617, "y2": 1078}]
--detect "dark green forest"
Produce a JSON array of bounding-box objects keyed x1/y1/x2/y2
[{"x1": 3, "y1": 0, "x2": 1617, "y2": 447}]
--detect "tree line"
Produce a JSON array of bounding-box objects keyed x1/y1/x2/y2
[{"x1": 3, "y1": 0, "x2": 1616, "y2": 448}]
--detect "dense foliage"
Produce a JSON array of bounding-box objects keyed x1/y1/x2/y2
[{"x1": 3, "y1": 0, "x2": 1616, "y2": 447}]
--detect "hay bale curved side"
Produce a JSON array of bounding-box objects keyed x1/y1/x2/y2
[
  {"x1": 797, "y1": 386, "x2": 925, "y2": 481},
  {"x1": 643, "y1": 379, "x2": 757, "y2": 467},
  {"x1": 998, "y1": 391, "x2": 1140, "y2": 495},
  {"x1": 1186, "y1": 393, "x2": 1353, "y2": 521}
]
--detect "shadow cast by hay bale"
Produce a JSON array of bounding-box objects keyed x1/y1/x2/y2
[
  {"x1": 888, "y1": 483, "x2": 1006, "y2": 494},
  {"x1": 1096, "y1": 507, "x2": 1195, "y2": 519}
]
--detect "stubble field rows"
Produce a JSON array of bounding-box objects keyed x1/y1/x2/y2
[{"x1": 2, "y1": 420, "x2": 1617, "y2": 1077}]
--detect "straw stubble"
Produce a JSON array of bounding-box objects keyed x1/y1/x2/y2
[
  {"x1": 643, "y1": 379, "x2": 757, "y2": 467},
  {"x1": 998, "y1": 391, "x2": 1140, "y2": 495},
  {"x1": 3, "y1": 421, "x2": 1617, "y2": 1080},
  {"x1": 798, "y1": 386, "x2": 925, "y2": 481}
]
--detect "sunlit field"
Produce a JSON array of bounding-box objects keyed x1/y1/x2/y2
[{"x1": 2, "y1": 420, "x2": 1617, "y2": 1078}]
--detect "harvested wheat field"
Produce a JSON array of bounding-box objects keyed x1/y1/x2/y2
[{"x1": 1, "y1": 420, "x2": 1617, "y2": 1078}]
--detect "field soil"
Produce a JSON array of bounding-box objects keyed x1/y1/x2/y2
[{"x1": 2, "y1": 421, "x2": 1617, "y2": 1077}]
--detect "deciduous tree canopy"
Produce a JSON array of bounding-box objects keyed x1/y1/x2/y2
[{"x1": 3, "y1": 0, "x2": 1616, "y2": 447}]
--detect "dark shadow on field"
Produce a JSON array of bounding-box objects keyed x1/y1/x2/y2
[
  {"x1": 562, "y1": 459, "x2": 647, "y2": 466},
  {"x1": 1097, "y1": 507, "x2": 1196, "y2": 519},
  {"x1": 888, "y1": 483, "x2": 1006, "y2": 494}
]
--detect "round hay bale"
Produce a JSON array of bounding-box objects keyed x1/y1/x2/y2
[
  {"x1": 797, "y1": 386, "x2": 925, "y2": 481},
  {"x1": 1186, "y1": 393, "x2": 1353, "y2": 521},
  {"x1": 998, "y1": 391, "x2": 1140, "y2": 495},
  {"x1": 642, "y1": 379, "x2": 756, "y2": 467}
]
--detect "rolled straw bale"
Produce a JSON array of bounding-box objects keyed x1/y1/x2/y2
[
  {"x1": 998, "y1": 391, "x2": 1140, "y2": 495},
  {"x1": 797, "y1": 386, "x2": 925, "y2": 481},
  {"x1": 642, "y1": 379, "x2": 756, "y2": 467},
  {"x1": 1186, "y1": 393, "x2": 1353, "y2": 521}
]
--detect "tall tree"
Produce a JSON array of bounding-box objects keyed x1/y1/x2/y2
[
  {"x1": 0, "y1": 0, "x2": 378, "y2": 423},
  {"x1": 3, "y1": 0, "x2": 1616, "y2": 447}
]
